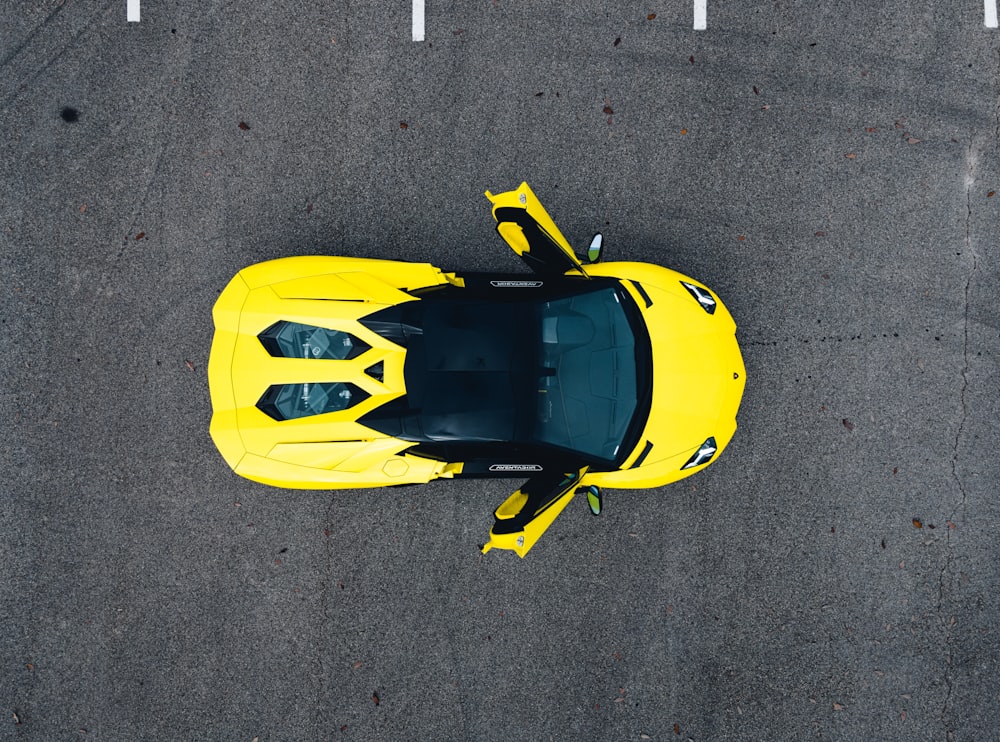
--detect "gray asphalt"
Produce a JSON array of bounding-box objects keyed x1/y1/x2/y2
[{"x1": 3, "y1": 1, "x2": 999, "y2": 740}]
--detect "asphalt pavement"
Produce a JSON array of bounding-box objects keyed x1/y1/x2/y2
[{"x1": 2, "y1": 1, "x2": 999, "y2": 740}]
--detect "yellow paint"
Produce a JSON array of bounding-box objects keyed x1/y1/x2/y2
[{"x1": 208, "y1": 256, "x2": 454, "y2": 488}]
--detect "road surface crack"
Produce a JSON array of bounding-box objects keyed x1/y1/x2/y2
[{"x1": 940, "y1": 135, "x2": 980, "y2": 732}]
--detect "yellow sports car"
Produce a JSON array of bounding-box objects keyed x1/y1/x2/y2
[{"x1": 209, "y1": 183, "x2": 745, "y2": 556}]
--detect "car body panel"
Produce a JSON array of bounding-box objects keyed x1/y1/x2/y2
[
  {"x1": 583, "y1": 262, "x2": 746, "y2": 488},
  {"x1": 481, "y1": 467, "x2": 588, "y2": 557},
  {"x1": 208, "y1": 185, "x2": 746, "y2": 556},
  {"x1": 485, "y1": 182, "x2": 588, "y2": 276},
  {"x1": 208, "y1": 256, "x2": 465, "y2": 488}
]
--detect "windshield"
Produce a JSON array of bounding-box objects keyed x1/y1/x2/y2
[{"x1": 532, "y1": 287, "x2": 637, "y2": 461}]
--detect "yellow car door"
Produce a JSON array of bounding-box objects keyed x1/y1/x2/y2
[
  {"x1": 481, "y1": 467, "x2": 589, "y2": 557},
  {"x1": 485, "y1": 182, "x2": 590, "y2": 276}
]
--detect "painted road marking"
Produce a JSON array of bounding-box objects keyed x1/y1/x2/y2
[
  {"x1": 413, "y1": 0, "x2": 425, "y2": 40},
  {"x1": 127, "y1": 0, "x2": 139, "y2": 22},
  {"x1": 694, "y1": 0, "x2": 707, "y2": 30},
  {"x1": 987, "y1": 0, "x2": 999, "y2": 27}
]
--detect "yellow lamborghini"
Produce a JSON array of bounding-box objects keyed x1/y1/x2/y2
[{"x1": 208, "y1": 182, "x2": 746, "y2": 557}]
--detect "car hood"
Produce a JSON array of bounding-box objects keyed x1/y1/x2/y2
[{"x1": 587, "y1": 262, "x2": 746, "y2": 485}]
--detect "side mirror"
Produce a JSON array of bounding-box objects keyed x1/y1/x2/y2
[
  {"x1": 586, "y1": 485, "x2": 603, "y2": 516},
  {"x1": 587, "y1": 233, "x2": 603, "y2": 263}
]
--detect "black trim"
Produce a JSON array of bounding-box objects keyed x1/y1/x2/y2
[
  {"x1": 358, "y1": 305, "x2": 422, "y2": 347},
  {"x1": 489, "y1": 472, "x2": 580, "y2": 535},
  {"x1": 615, "y1": 283, "x2": 653, "y2": 470},
  {"x1": 415, "y1": 273, "x2": 591, "y2": 300},
  {"x1": 630, "y1": 281, "x2": 654, "y2": 308},
  {"x1": 630, "y1": 440, "x2": 653, "y2": 469},
  {"x1": 412, "y1": 441, "x2": 589, "y2": 477},
  {"x1": 364, "y1": 361, "x2": 384, "y2": 383}
]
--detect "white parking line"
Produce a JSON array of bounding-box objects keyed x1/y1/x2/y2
[
  {"x1": 127, "y1": 0, "x2": 139, "y2": 22},
  {"x1": 412, "y1": 0, "x2": 425, "y2": 40},
  {"x1": 987, "y1": 0, "x2": 999, "y2": 28},
  {"x1": 694, "y1": 0, "x2": 707, "y2": 30}
]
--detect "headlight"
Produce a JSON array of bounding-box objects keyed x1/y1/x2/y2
[
  {"x1": 681, "y1": 437, "x2": 717, "y2": 469},
  {"x1": 681, "y1": 281, "x2": 716, "y2": 314}
]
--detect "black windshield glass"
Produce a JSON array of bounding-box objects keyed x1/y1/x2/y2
[{"x1": 532, "y1": 288, "x2": 637, "y2": 461}]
